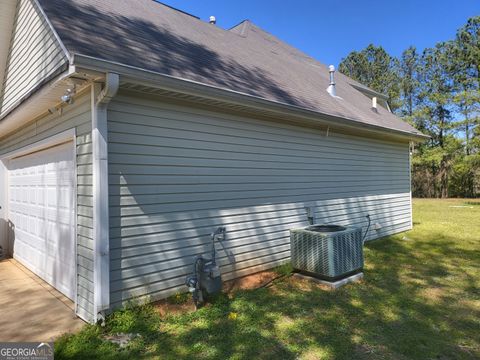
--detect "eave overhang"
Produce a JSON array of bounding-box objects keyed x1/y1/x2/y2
[
  {"x1": 72, "y1": 53, "x2": 429, "y2": 143},
  {"x1": 0, "y1": 51, "x2": 429, "y2": 143}
]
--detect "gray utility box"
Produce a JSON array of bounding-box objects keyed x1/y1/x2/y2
[{"x1": 290, "y1": 225, "x2": 363, "y2": 281}]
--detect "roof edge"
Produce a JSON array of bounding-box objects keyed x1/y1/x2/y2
[
  {"x1": 0, "y1": 66, "x2": 77, "y2": 137},
  {"x1": 0, "y1": 1, "x2": 17, "y2": 103},
  {"x1": 152, "y1": 1, "x2": 200, "y2": 20},
  {"x1": 228, "y1": 19, "x2": 251, "y2": 30},
  {"x1": 228, "y1": 19, "x2": 252, "y2": 37},
  {"x1": 33, "y1": 0, "x2": 71, "y2": 61},
  {"x1": 349, "y1": 83, "x2": 389, "y2": 101},
  {"x1": 72, "y1": 53, "x2": 428, "y2": 142}
]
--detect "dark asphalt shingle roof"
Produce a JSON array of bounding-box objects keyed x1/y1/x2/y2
[{"x1": 38, "y1": 0, "x2": 423, "y2": 137}]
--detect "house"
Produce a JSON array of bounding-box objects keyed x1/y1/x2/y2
[{"x1": 0, "y1": 0, "x2": 426, "y2": 323}]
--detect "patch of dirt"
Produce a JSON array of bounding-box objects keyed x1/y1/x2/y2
[
  {"x1": 275, "y1": 316, "x2": 296, "y2": 331},
  {"x1": 456, "y1": 343, "x2": 478, "y2": 356},
  {"x1": 299, "y1": 348, "x2": 324, "y2": 360},
  {"x1": 421, "y1": 287, "x2": 444, "y2": 302},
  {"x1": 222, "y1": 270, "x2": 279, "y2": 292},
  {"x1": 154, "y1": 299, "x2": 196, "y2": 317},
  {"x1": 153, "y1": 270, "x2": 281, "y2": 316},
  {"x1": 287, "y1": 273, "x2": 334, "y2": 292},
  {"x1": 354, "y1": 343, "x2": 402, "y2": 360}
]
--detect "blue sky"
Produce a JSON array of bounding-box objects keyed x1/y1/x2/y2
[{"x1": 158, "y1": 0, "x2": 479, "y2": 66}]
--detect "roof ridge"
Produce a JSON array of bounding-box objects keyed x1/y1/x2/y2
[
  {"x1": 243, "y1": 21, "x2": 327, "y2": 68},
  {"x1": 152, "y1": 1, "x2": 199, "y2": 20},
  {"x1": 228, "y1": 19, "x2": 252, "y2": 37},
  {"x1": 228, "y1": 19, "x2": 251, "y2": 30}
]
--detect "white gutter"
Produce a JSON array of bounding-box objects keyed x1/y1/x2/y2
[{"x1": 92, "y1": 72, "x2": 119, "y2": 322}]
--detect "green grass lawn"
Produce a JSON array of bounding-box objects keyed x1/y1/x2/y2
[{"x1": 56, "y1": 199, "x2": 480, "y2": 359}]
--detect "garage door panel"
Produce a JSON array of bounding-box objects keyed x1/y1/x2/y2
[
  {"x1": 8, "y1": 141, "x2": 76, "y2": 300},
  {"x1": 12, "y1": 239, "x2": 44, "y2": 273},
  {"x1": 45, "y1": 208, "x2": 73, "y2": 225},
  {"x1": 9, "y1": 203, "x2": 45, "y2": 217},
  {"x1": 14, "y1": 228, "x2": 45, "y2": 253},
  {"x1": 46, "y1": 186, "x2": 73, "y2": 208},
  {"x1": 9, "y1": 174, "x2": 73, "y2": 187},
  {"x1": 10, "y1": 213, "x2": 41, "y2": 238}
]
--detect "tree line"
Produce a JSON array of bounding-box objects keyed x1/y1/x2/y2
[{"x1": 339, "y1": 16, "x2": 480, "y2": 198}]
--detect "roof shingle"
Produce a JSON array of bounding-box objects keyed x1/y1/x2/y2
[{"x1": 38, "y1": 0, "x2": 423, "y2": 137}]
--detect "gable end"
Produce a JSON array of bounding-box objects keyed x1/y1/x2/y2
[{"x1": 0, "y1": 0, "x2": 69, "y2": 118}]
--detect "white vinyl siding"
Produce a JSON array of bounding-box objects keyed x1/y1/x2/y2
[
  {"x1": 0, "y1": 92, "x2": 94, "y2": 322},
  {"x1": 107, "y1": 92, "x2": 412, "y2": 307},
  {"x1": 0, "y1": 0, "x2": 67, "y2": 117}
]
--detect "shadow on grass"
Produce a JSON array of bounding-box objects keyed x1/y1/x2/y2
[
  {"x1": 55, "y1": 232, "x2": 480, "y2": 360},
  {"x1": 464, "y1": 201, "x2": 480, "y2": 206}
]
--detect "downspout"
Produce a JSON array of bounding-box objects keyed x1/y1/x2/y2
[{"x1": 92, "y1": 73, "x2": 119, "y2": 323}]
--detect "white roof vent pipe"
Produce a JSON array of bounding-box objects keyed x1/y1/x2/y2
[
  {"x1": 326, "y1": 65, "x2": 336, "y2": 97},
  {"x1": 209, "y1": 16, "x2": 216, "y2": 25},
  {"x1": 372, "y1": 96, "x2": 378, "y2": 112}
]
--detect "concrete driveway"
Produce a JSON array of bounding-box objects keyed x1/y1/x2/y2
[{"x1": 0, "y1": 259, "x2": 85, "y2": 342}]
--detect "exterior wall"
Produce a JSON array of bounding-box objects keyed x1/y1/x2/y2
[
  {"x1": 0, "y1": 91, "x2": 94, "y2": 322},
  {"x1": 0, "y1": 161, "x2": 6, "y2": 259},
  {"x1": 0, "y1": 0, "x2": 68, "y2": 117},
  {"x1": 107, "y1": 92, "x2": 412, "y2": 308}
]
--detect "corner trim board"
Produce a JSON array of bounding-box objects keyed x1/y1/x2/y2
[{"x1": 92, "y1": 73, "x2": 119, "y2": 321}]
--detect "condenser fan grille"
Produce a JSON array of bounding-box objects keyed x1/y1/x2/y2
[{"x1": 306, "y1": 225, "x2": 346, "y2": 233}]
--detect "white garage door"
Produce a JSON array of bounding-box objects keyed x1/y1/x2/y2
[{"x1": 8, "y1": 141, "x2": 76, "y2": 299}]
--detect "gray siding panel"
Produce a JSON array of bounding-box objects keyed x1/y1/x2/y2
[
  {"x1": 108, "y1": 93, "x2": 412, "y2": 307},
  {"x1": 0, "y1": 0, "x2": 68, "y2": 116},
  {"x1": 0, "y1": 91, "x2": 94, "y2": 322}
]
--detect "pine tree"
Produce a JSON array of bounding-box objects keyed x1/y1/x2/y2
[
  {"x1": 339, "y1": 17, "x2": 480, "y2": 198},
  {"x1": 454, "y1": 16, "x2": 480, "y2": 155},
  {"x1": 339, "y1": 44, "x2": 401, "y2": 112},
  {"x1": 398, "y1": 46, "x2": 420, "y2": 118},
  {"x1": 417, "y1": 42, "x2": 455, "y2": 149},
  {"x1": 451, "y1": 16, "x2": 480, "y2": 196}
]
